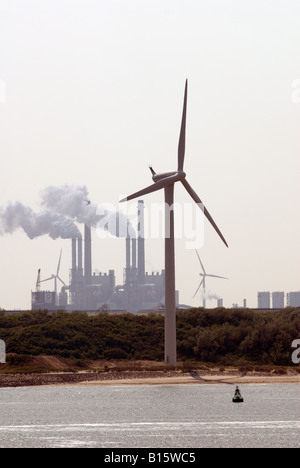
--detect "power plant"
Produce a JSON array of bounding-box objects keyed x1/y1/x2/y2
[{"x1": 31, "y1": 200, "x2": 172, "y2": 314}]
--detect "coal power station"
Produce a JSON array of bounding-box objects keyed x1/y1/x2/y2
[{"x1": 32, "y1": 200, "x2": 176, "y2": 314}]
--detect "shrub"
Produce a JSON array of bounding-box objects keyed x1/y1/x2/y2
[{"x1": 103, "y1": 348, "x2": 128, "y2": 360}]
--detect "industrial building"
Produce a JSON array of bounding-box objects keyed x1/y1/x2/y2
[
  {"x1": 272, "y1": 291, "x2": 285, "y2": 309},
  {"x1": 31, "y1": 290, "x2": 56, "y2": 310},
  {"x1": 257, "y1": 291, "x2": 271, "y2": 309},
  {"x1": 287, "y1": 291, "x2": 300, "y2": 307},
  {"x1": 257, "y1": 290, "x2": 300, "y2": 309},
  {"x1": 66, "y1": 225, "x2": 116, "y2": 311},
  {"x1": 32, "y1": 200, "x2": 174, "y2": 314}
]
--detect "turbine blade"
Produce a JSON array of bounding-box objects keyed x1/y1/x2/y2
[
  {"x1": 195, "y1": 250, "x2": 206, "y2": 274},
  {"x1": 193, "y1": 278, "x2": 204, "y2": 298},
  {"x1": 181, "y1": 179, "x2": 228, "y2": 248},
  {"x1": 120, "y1": 173, "x2": 180, "y2": 203},
  {"x1": 207, "y1": 274, "x2": 228, "y2": 280},
  {"x1": 57, "y1": 276, "x2": 66, "y2": 286},
  {"x1": 178, "y1": 79, "x2": 188, "y2": 172},
  {"x1": 39, "y1": 277, "x2": 53, "y2": 283},
  {"x1": 57, "y1": 249, "x2": 62, "y2": 276}
]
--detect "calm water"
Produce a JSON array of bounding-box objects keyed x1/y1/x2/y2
[{"x1": 0, "y1": 384, "x2": 299, "y2": 448}]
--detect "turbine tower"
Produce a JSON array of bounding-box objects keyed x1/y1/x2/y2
[
  {"x1": 120, "y1": 79, "x2": 228, "y2": 366},
  {"x1": 194, "y1": 250, "x2": 228, "y2": 308},
  {"x1": 40, "y1": 249, "x2": 66, "y2": 305}
]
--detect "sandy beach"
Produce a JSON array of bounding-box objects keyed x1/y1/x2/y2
[
  {"x1": 79, "y1": 374, "x2": 300, "y2": 386},
  {"x1": 0, "y1": 368, "x2": 299, "y2": 388}
]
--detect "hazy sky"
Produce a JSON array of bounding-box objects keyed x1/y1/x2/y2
[{"x1": 0, "y1": 0, "x2": 299, "y2": 310}]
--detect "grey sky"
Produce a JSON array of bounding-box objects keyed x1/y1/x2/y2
[{"x1": 0, "y1": 0, "x2": 299, "y2": 309}]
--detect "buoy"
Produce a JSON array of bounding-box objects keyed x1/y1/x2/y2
[{"x1": 232, "y1": 385, "x2": 244, "y2": 403}]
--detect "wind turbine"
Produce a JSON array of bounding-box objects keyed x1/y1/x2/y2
[
  {"x1": 120, "y1": 79, "x2": 228, "y2": 366},
  {"x1": 40, "y1": 249, "x2": 66, "y2": 305},
  {"x1": 194, "y1": 250, "x2": 228, "y2": 308}
]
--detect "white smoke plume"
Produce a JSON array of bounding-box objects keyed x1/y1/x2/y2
[
  {"x1": 0, "y1": 201, "x2": 81, "y2": 239},
  {"x1": 0, "y1": 185, "x2": 135, "y2": 241},
  {"x1": 40, "y1": 184, "x2": 135, "y2": 238},
  {"x1": 200, "y1": 289, "x2": 221, "y2": 301},
  {"x1": 40, "y1": 185, "x2": 93, "y2": 224}
]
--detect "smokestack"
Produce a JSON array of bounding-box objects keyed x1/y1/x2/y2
[
  {"x1": 126, "y1": 221, "x2": 131, "y2": 270},
  {"x1": 84, "y1": 224, "x2": 92, "y2": 284},
  {"x1": 78, "y1": 236, "x2": 83, "y2": 272},
  {"x1": 137, "y1": 200, "x2": 145, "y2": 285},
  {"x1": 132, "y1": 238, "x2": 137, "y2": 270},
  {"x1": 72, "y1": 238, "x2": 77, "y2": 271}
]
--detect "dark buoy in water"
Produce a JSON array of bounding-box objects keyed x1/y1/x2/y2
[{"x1": 232, "y1": 385, "x2": 244, "y2": 403}]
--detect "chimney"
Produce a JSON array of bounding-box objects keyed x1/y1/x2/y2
[
  {"x1": 137, "y1": 200, "x2": 145, "y2": 285},
  {"x1": 84, "y1": 224, "x2": 92, "y2": 284},
  {"x1": 132, "y1": 238, "x2": 137, "y2": 270},
  {"x1": 126, "y1": 221, "x2": 131, "y2": 271},
  {"x1": 72, "y1": 238, "x2": 77, "y2": 272},
  {"x1": 78, "y1": 236, "x2": 83, "y2": 273}
]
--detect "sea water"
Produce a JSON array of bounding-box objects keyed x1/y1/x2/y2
[{"x1": 0, "y1": 384, "x2": 299, "y2": 448}]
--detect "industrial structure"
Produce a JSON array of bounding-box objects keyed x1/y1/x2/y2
[
  {"x1": 287, "y1": 291, "x2": 300, "y2": 308},
  {"x1": 257, "y1": 291, "x2": 271, "y2": 309},
  {"x1": 31, "y1": 200, "x2": 170, "y2": 314},
  {"x1": 31, "y1": 268, "x2": 56, "y2": 310},
  {"x1": 257, "y1": 291, "x2": 300, "y2": 309},
  {"x1": 272, "y1": 291, "x2": 285, "y2": 309}
]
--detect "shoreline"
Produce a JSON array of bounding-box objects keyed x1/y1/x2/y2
[{"x1": 0, "y1": 369, "x2": 299, "y2": 388}]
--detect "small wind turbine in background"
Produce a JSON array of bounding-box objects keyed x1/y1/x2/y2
[
  {"x1": 120, "y1": 79, "x2": 228, "y2": 366},
  {"x1": 39, "y1": 249, "x2": 66, "y2": 305},
  {"x1": 194, "y1": 250, "x2": 228, "y2": 308}
]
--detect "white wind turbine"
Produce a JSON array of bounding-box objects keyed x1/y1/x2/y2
[
  {"x1": 194, "y1": 250, "x2": 228, "y2": 308},
  {"x1": 40, "y1": 249, "x2": 66, "y2": 305},
  {"x1": 120, "y1": 79, "x2": 228, "y2": 366}
]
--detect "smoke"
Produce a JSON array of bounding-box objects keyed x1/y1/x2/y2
[
  {"x1": 41, "y1": 184, "x2": 135, "y2": 238},
  {"x1": 0, "y1": 184, "x2": 135, "y2": 241},
  {"x1": 0, "y1": 201, "x2": 81, "y2": 240},
  {"x1": 40, "y1": 185, "x2": 93, "y2": 225},
  {"x1": 200, "y1": 289, "x2": 221, "y2": 301}
]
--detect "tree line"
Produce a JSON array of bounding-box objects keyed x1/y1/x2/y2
[{"x1": 0, "y1": 307, "x2": 299, "y2": 365}]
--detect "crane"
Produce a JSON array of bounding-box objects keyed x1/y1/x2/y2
[{"x1": 36, "y1": 269, "x2": 41, "y2": 293}]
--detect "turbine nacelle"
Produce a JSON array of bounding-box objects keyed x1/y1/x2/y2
[{"x1": 152, "y1": 170, "x2": 186, "y2": 184}]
